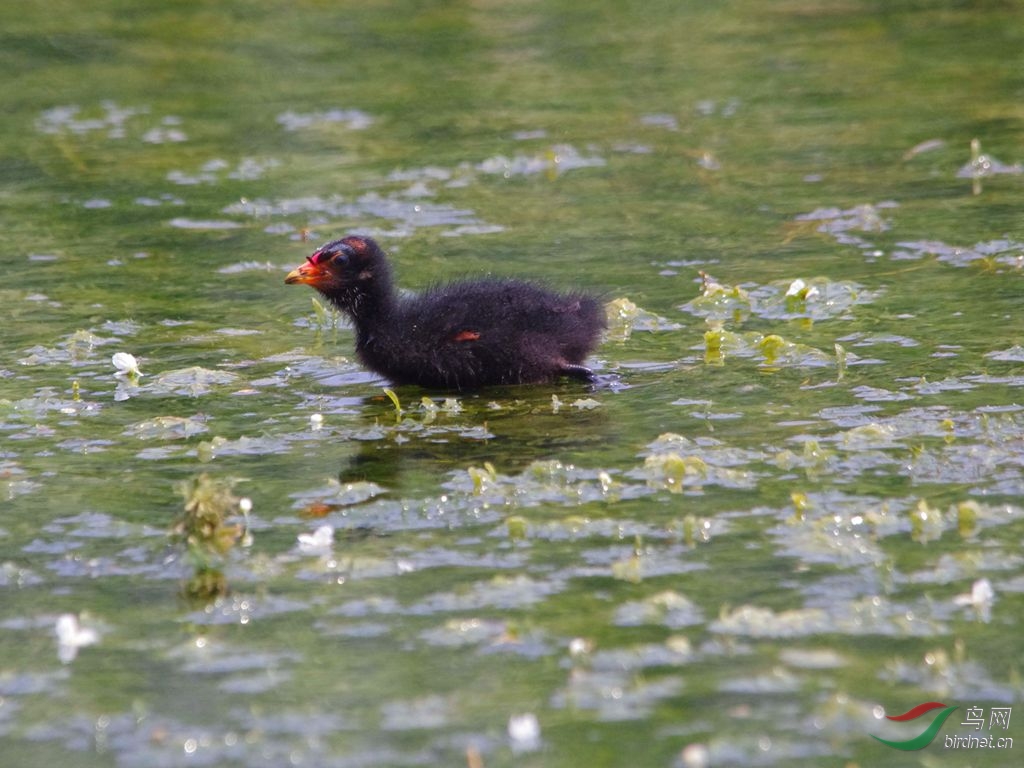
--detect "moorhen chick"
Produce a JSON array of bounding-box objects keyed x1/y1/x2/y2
[{"x1": 285, "y1": 235, "x2": 605, "y2": 390}]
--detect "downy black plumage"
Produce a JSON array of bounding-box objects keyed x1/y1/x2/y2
[{"x1": 285, "y1": 235, "x2": 605, "y2": 390}]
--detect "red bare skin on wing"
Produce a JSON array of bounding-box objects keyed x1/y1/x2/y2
[{"x1": 452, "y1": 330, "x2": 481, "y2": 342}]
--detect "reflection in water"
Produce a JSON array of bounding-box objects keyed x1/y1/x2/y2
[{"x1": 334, "y1": 391, "x2": 610, "y2": 491}]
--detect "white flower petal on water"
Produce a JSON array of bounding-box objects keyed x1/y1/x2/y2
[
  {"x1": 508, "y1": 712, "x2": 541, "y2": 752},
  {"x1": 785, "y1": 278, "x2": 807, "y2": 297},
  {"x1": 297, "y1": 525, "x2": 334, "y2": 553},
  {"x1": 111, "y1": 352, "x2": 142, "y2": 377},
  {"x1": 680, "y1": 743, "x2": 710, "y2": 768},
  {"x1": 953, "y1": 577, "x2": 994, "y2": 608},
  {"x1": 55, "y1": 613, "x2": 99, "y2": 663}
]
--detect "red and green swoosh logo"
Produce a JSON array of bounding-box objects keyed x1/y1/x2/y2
[{"x1": 872, "y1": 702, "x2": 959, "y2": 750}]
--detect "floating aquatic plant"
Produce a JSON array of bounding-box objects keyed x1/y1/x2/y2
[
  {"x1": 466, "y1": 462, "x2": 498, "y2": 495},
  {"x1": 290, "y1": 478, "x2": 387, "y2": 518},
  {"x1": 908, "y1": 499, "x2": 944, "y2": 544},
  {"x1": 611, "y1": 535, "x2": 646, "y2": 583},
  {"x1": 684, "y1": 272, "x2": 752, "y2": 323},
  {"x1": 759, "y1": 334, "x2": 788, "y2": 366},
  {"x1": 678, "y1": 514, "x2": 712, "y2": 547},
  {"x1": 382, "y1": 388, "x2": 403, "y2": 418},
  {"x1": 712, "y1": 604, "x2": 832, "y2": 638},
  {"x1": 148, "y1": 366, "x2": 238, "y2": 397},
  {"x1": 505, "y1": 515, "x2": 529, "y2": 540},
  {"x1": 420, "y1": 396, "x2": 463, "y2": 423},
  {"x1": 311, "y1": 296, "x2": 331, "y2": 328},
  {"x1": 604, "y1": 297, "x2": 682, "y2": 340},
  {"x1": 703, "y1": 325, "x2": 726, "y2": 365},
  {"x1": 642, "y1": 453, "x2": 708, "y2": 493},
  {"x1": 613, "y1": 590, "x2": 703, "y2": 628},
  {"x1": 125, "y1": 415, "x2": 208, "y2": 440},
  {"x1": 170, "y1": 473, "x2": 247, "y2": 601},
  {"x1": 702, "y1": 327, "x2": 833, "y2": 369},
  {"x1": 834, "y1": 343, "x2": 847, "y2": 380},
  {"x1": 789, "y1": 491, "x2": 810, "y2": 522},
  {"x1": 955, "y1": 500, "x2": 978, "y2": 537},
  {"x1": 770, "y1": 277, "x2": 877, "y2": 321}
]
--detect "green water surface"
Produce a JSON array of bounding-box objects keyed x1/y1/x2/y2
[{"x1": 1, "y1": 1, "x2": 1023, "y2": 766}]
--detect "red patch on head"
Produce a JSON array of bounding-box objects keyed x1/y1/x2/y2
[
  {"x1": 309, "y1": 236, "x2": 370, "y2": 265},
  {"x1": 344, "y1": 237, "x2": 368, "y2": 254},
  {"x1": 452, "y1": 330, "x2": 481, "y2": 343}
]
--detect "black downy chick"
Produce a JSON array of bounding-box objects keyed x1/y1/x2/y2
[{"x1": 285, "y1": 235, "x2": 605, "y2": 390}]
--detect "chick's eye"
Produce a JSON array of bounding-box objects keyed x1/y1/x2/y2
[{"x1": 331, "y1": 251, "x2": 350, "y2": 266}]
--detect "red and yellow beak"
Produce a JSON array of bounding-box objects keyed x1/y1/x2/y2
[{"x1": 284, "y1": 258, "x2": 327, "y2": 286}]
